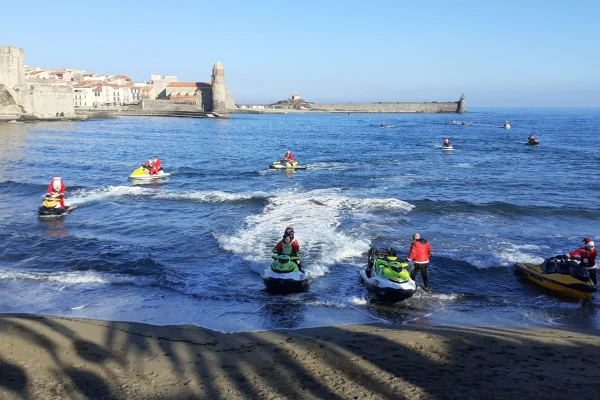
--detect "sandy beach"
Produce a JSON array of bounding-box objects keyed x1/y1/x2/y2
[{"x1": 0, "y1": 315, "x2": 597, "y2": 399}]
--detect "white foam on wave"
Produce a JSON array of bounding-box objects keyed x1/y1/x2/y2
[
  {"x1": 0, "y1": 269, "x2": 148, "y2": 285},
  {"x1": 217, "y1": 188, "x2": 415, "y2": 277},
  {"x1": 447, "y1": 241, "x2": 546, "y2": 269},
  {"x1": 307, "y1": 162, "x2": 353, "y2": 171},
  {"x1": 457, "y1": 163, "x2": 473, "y2": 168},
  {"x1": 68, "y1": 186, "x2": 268, "y2": 206}
]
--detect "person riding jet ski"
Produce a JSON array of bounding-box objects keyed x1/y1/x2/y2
[
  {"x1": 451, "y1": 119, "x2": 458, "y2": 125},
  {"x1": 263, "y1": 227, "x2": 309, "y2": 293},
  {"x1": 150, "y1": 156, "x2": 161, "y2": 176},
  {"x1": 46, "y1": 176, "x2": 66, "y2": 209},
  {"x1": 527, "y1": 134, "x2": 539, "y2": 145},
  {"x1": 273, "y1": 227, "x2": 301, "y2": 270},
  {"x1": 567, "y1": 237, "x2": 597, "y2": 285},
  {"x1": 443, "y1": 138, "x2": 452, "y2": 148},
  {"x1": 282, "y1": 150, "x2": 294, "y2": 163}
]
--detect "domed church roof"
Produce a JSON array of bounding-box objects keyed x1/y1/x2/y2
[{"x1": 212, "y1": 61, "x2": 224, "y2": 73}]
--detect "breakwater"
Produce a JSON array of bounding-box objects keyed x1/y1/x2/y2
[{"x1": 312, "y1": 100, "x2": 464, "y2": 113}]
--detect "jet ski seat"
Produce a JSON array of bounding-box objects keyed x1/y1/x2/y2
[{"x1": 544, "y1": 258, "x2": 590, "y2": 282}]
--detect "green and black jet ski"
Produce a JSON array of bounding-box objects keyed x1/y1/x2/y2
[
  {"x1": 269, "y1": 159, "x2": 307, "y2": 171},
  {"x1": 358, "y1": 247, "x2": 417, "y2": 302}
]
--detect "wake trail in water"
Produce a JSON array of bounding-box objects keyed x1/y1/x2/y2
[
  {"x1": 68, "y1": 186, "x2": 269, "y2": 206},
  {"x1": 217, "y1": 188, "x2": 415, "y2": 277}
]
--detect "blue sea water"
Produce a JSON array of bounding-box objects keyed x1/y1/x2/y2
[{"x1": 1, "y1": 108, "x2": 599, "y2": 332}]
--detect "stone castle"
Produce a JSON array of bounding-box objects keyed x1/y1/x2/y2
[{"x1": 0, "y1": 46, "x2": 75, "y2": 121}]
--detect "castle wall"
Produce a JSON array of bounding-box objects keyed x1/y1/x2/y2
[
  {"x1": 312, "y1": 101, "x2": 461, "y2": 113},
  {"x1": 27, "y1": 83, "x2": 76, "y2": 117},
  {"x1": 142, "y1": 99, "x2": 201, "y2": 112}
]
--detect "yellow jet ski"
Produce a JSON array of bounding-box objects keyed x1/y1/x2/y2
[
  {"x1": 129, "y1": 165, "x2": 170, "y2": 179},
  {"x1": 515, "y1": 256, "x2": 596, "y2": 300},
  {"x1": 38, "y1": 195, "x2": 76, "y2": 217},
  {"x1": 269, "y1": 159, "x2": 307, "y2": 171}
]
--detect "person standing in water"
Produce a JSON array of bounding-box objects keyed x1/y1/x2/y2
[{"x1": 407, "y1": 233, "x2": 431, "y2": 289}]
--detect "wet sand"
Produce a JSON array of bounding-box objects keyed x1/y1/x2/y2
[{"x1": 0, "y1": 314, "x2": 598, "y2": 399}]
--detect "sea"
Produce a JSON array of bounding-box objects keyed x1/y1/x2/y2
[{"x1": 1, "y1": 108, "x2": 599, "y2": 332}]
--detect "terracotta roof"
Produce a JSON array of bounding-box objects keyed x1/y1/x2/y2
[
  {"x1": 141, "y1": 86, "x2": 153, "y2": 91},
  {"x1": 114, "y1": 75, "x2": 131, "y2": 79},
  {"x1": 50, "y1": 71, "x2": 66, "y2": 75},
  {"x1": 93, "y1": 86, "x2": 102, "y2": 93},
  {"x1": 28, "y1": 71, "x2": 44, "y2": 75}
]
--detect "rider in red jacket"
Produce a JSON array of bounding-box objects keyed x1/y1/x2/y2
[
  {"x1": 274, "y1": 227, "x2": 300, "y2": 253},
  {"x1": 282, "y1": 150, "x2": 294, "y2": 163},
  {"x1": 150, "y1": 156, "x2": 161, "y2": 175},
  {"x1": 46, "y1": 176, "x2": 66, "y2": 208},
  {"x1": 407, "y1": 233, "x2": 431, "y2": 288},
  {"x1": 569, "y1": 237, "x2": 597, "y2": 285}
]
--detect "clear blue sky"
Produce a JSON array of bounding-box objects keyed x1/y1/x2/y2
[{"x1": 2, "y1": 0, "x2": 599, "y2": 106}]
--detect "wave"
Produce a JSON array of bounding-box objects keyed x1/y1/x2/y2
[
  {"x1": 410, "y1": 199, "x2": 600, "y2": 218},
  {"x1": 217, "y1": 188, "x2": 414, "y2": 277},
  {"x1": 0, "y1": 269, "x2": 153, "y2": 285},
  {"x1": 306, "y1": 162, "x2": 355, "y2": 171},
  {"x1": 68, "y1": 186, "x2": 269, "y2": 206},
  {"x1": 441, "y1": 242, "x2": 546, "y2": 269}
]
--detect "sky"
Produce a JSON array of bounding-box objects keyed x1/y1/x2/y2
[{"x1": 2, "y1": 0, "x2": 599, "y2": 106}]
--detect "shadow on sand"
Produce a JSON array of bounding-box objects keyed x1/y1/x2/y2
[{"x1": 0, "y1": 314, "x2": 598, "y2": 399}]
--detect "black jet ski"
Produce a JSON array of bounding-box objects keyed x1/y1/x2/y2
[
  {"x1": 358, "y1": 247, "x2": 417, "y2": 302},
  {"x1": 262, "y1": 252, "x2": 310, "y2": 294},
  {"x1": 269, "y1": 159, "x2": 307, "y2": 171},
  {"x1": 515, "y1": 256, "x2": 596, "y2": 300},
  {"x1": 38, "y1": 195, "x2": 75, "y2": 217},
  {"x1": 527, "y1": 139, "x2": 540, "y2": 146}
]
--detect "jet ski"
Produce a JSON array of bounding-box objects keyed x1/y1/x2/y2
[
  {"x1": 269, "y1": 159, "x2": 307, "y2": 171},
  {"x1": 442, "y1": 144, "x2": 454, "y2": 151},
  {"x1": 38, "y1": 195, "x2": 75, "y2": 217},
  {"x1": 129, "y1": 165, "x2": 170, "y2": 179},
  {"x1": 358, "y1": 247, "x2": 417, "y2": 302},
  {"x1": 262, "y1": 252, "x2": 310, "y2": 294},
  {"x1": 503, "y1": 123, "x2": 511, "y2": 129},
  {"x1": 515, "y1": 256, "x2": 596, "y2": 300},
  {"x1": 527, "y1": 139, "x2": 540, "y2": 146},
  {"x1": 450, "y1": 120, "x2": 458, "y2": 125}
]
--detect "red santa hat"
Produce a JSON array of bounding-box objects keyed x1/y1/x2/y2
[{"x1": 583, "y1": 237, "x2": 595, "y2": 248}]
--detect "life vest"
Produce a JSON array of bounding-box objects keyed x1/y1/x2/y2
[{"x1": 281, "y1": 243, "x2": 293, "y2": 255}]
